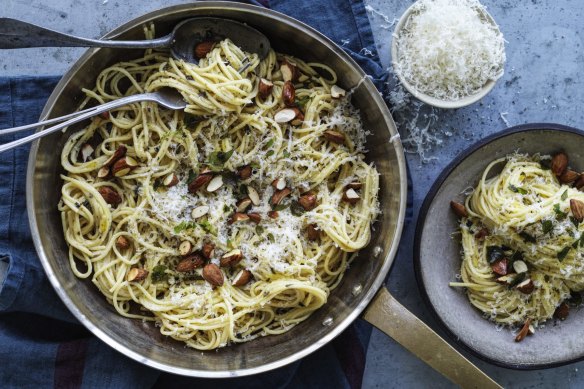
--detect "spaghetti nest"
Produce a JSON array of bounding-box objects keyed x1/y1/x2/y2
[
  {"x1": 59, "y1": 27, "x2": 379, "y2": 350},
  {"x1": 451, "y1": 154, "x2": 584, "y2": 329}
]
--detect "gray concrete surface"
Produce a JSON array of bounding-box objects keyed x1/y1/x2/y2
[{"x1": 2, "y1": 0, "x2": 584, "y2": 388}]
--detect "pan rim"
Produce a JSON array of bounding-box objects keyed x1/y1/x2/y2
[
  {"x1": 26, "y1": 1, "x2": 408, "y2": 377},
  {"x1": 414, "y1": 122, "x2": 584, "y2": 370}
]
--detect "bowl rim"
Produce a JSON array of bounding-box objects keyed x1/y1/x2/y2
[
  {"x1": 414, "y1": 123, "x2": 584, "y2": 370},
  {"x1": 390, "y1": 0, "x2": 502, "y2": 109},
  {"x1": 25, "y1": 1, "x2": 408, "y2": 378}
]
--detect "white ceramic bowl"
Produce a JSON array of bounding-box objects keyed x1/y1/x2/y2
[{"x1": 391, "y1": 1, "x2": 502, "y2": 109}]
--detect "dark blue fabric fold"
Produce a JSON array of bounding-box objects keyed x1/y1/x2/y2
[{"x1": 0, "y1": 1, "x2": 392, "y2": 388}]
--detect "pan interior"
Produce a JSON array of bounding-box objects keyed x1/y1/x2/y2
[{"x1": 27, "y1": 3, "x2": 406, "y2": 376}]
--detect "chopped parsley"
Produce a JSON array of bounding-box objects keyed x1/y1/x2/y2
[
  {"x1": 207, "y1": 150, "x2": 234, "y2": 172},
  {"x1": 509, "y1": 184, "x2": 527, "y2": 195},
  {"x1": 174, "y1": 221, "x2": 197, "y2": 234},
  {"x1": 557, "y1": 246, "x2": 571, "y2": 261},
  {"x1": 519, "y1": 231, "x2": 537, "y2": 243},
  {"x1": 561, "y1": 189, "x2": 568, "y2": 201},
  {"x1": 151, "y1": 265, "x2": 168, "y2": 283},
  {"x1": 554, "y1": 203, "x2": 568, "y2": 220},
  {"x1": 541, "y1": 220, "x2": 553, "y2": 235}
]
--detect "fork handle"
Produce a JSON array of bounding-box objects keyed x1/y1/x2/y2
[
  {"x1": 0, "y1": 93, "x2": 157, "y2": 153},
  {"x1": 0, "y1": 18, "x2": 171, "y2": 49}
]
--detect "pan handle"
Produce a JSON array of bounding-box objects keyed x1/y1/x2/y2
[{"x1": 362, "y1": 287, "x2": 501, "y2": 389}]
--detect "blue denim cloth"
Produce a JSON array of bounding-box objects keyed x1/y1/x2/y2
[{"x1": 0, "y1": 1, "x2": 393, "y2": 388}]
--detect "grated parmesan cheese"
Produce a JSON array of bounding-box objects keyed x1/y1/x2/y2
[{"x1": 394, "y1": 0, "x2": 505, "y2": 101}]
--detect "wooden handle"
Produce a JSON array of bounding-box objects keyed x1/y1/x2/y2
[{"x1": 362, "y1": 287, "x2": 501, "y2": 389}]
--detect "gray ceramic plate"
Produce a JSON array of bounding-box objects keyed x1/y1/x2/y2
[{"x1": 415, "y1": 124, "x2": 584, "y2": 369}]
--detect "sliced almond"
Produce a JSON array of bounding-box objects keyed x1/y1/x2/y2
[
  {"x1": 306, "y1": 224, "x2": 320, "y2": 241},
  {"x1": 163, "y1": 173, "x2": 179, "y2": 187},
  {"x1": 220, "y1": 249, "x2": 243, "y2": 267},
  {"x1": 195, "y1": 41, "x2": 215, "y2": 59},
  {"x1": 554, "y1": 302, "x2": 570, "y2": 320},
  {"x1": 112, "y1": 156, "x2": 138, "y2": 177},
  {"x1": 230, "y1": 212, "x2": 250, "y2": 224},
  {"x1": 98, "y1": 186, "x2": 122, "y2": 206},
  {"x1": 177, "y1": 253, "x2": 205, "y2": 272},
  {"x1": 323, "y1": 130, "x2": 345, "y2": 144},
  {"x1": 247, "y1": 186, "x2": 261, "y2": 206},
  {"x1": 80, "y1": 143, "x2": 94, "y2": 162},
  {"x1": 97, "y1": 166, "x2": 111, "y2": 179},
  {"x1": 271, "y1": 187, "x2": 292, "y2": 206},
  {"x1": 274, "y1": 108, "x2": 297, "y2": 123},
  {"x1": 248, "y1": 212, "x2": 261, "y2": 224},
  {"x1": 191, "y1": 205, "x2": 210, "y2": 219},
  {"x1": 474, "y1": 227, "x2": 489, "y2": 240},
  {"x1": 560, "y1": 169, "x2": 580, "y2": 184},
  {"x1": 515, "y1": 318, "x2": 532, "y2": 342},
  {"x1": 298, "y1": 192, "x2": 317, "y2": 211},
  {"x1": 513, "y1": 260, "x2": 528, "y2": 274},
  {"x1": 516, "y1": 279, "x2": 535, "y2": 294},
  {"x1": 202, "y1": 243, "x2": 215, "y2": 259},
  {"x1": 258, "y1": 78, "x2": 274, "y2": 99},
  {"x1": 495, "y1": 273, "x2": 518, "y2": 285},
  {"x1": 237, "y1": 165, "x2": 252, "y2": 180},
  {"x1": 331, "y1": 85, "x2": 346, "y2": 99},
  {"x1": 272, "y1": 178, "x2": 287, "y2": 191},
  {"x1": 282, "y1": 81, "x2": 295, "y2": 106},
  {"x1": 236, "y1": 198, "x2": 253, "y2": 213},
  {"x1": 450, "y1": 201, "x2": 468, "y2": 218},
  {"x1": 188, "y1": 173, "x2": 213, "y2": 193},
  {"x1": 206, "y1": 175, "x2": 223, "y2": 192},
  {"x1": 127, "y1": 267, "x2": 148, "y2": 282},
  {"x1": 551, "y1": 152, "x2": 568, "y2": 176},
  {"x1": 179, "y1": 240, "x2": 192, "y2": 256},
  {"x1": 115, "y1": 236, "x2": 130, "y2": 250},
  {"x1": 268, "y1": 210, "x2": 279, "y2": 219},
  {"x1": 232, "y1": 269, "x2": 252, "y2": 287},
  {"x1": 570, "y1": 199, "x2": 584, "y2": 222},
  {"x1": 342, "y1": 188, "x2": 360, "y2": 204},
  {"x1": 103, "y1": 145, "x2": 127, "y2": 167}
]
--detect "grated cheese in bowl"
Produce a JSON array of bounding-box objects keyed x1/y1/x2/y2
[{"x1": 392, "y1": 0, "x2": 506, "y2": 107}]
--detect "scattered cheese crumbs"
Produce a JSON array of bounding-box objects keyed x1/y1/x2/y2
[{"x1": 394, "y1": 0, "x2": 505, "y2": 101}]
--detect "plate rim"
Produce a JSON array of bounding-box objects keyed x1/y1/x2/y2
[{"x1": 414, "y1": 122, "x2": 584, "y2": 370}]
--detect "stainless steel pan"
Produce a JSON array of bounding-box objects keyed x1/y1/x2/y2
[{"x1": 26, "y1": 2, "x2": 498, "y2": 386}]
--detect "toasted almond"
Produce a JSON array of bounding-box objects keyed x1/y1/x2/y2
[
  {"x1": 237, "y1": 165, "x2": 252, "y2": 180},
  {"x1": 202, "y1": 243, "x2": 215, "y2": 259},
  {"x1": 268, "y1": 210, "x2": 279, "y2": 219},
  {"x1": 554, "y1": 302, "x2": 569, "y2": 320},
  {"x1": 195, "y1": 41, "x2": 215, "y2": 59},
  {"x1": 495, "y1": 273, "x2": 518, "y2": 285},
  {"x1": 271, "y1": 187, "x2": 292, "y2": 206},
  {"x1": 188, "y1": 173, "x2": 213, "y2": 193},
  {"x1": 99, "y1": 111, "x2": 110, "y2": 120},
  {"x1": 115, "y1": 236, "x2": 130, "y2": 250},
  {"x1": 513, "y1": 260, "x2": 528, "y2": 274},
  {"x1": 450, "y1": 201, "x2": 468, "y2": 218},
  {"x1": 474, "y1": 227, "x2": 489, "y2": 240},
  {"x1": 491, "y1": 258, "x2": 509, "y2": 276},
  {"x1": 206, "y1": 175, "x2": 223, "y2": 192},
  {"x1": 191, "y1": 205, "x2": 210, "y2": 219},
  {"x1": 306, "y1": 224, "x2": 320, "y2": 241},
  {"x1": 342, "y1": 188, "x2": 360, "y2": 204},
  {"x1": 280, "y1": 60, "x2": 298, "y2": 82},
  {"x1": 220, "y1": 249, "x2": 243, "y2": 267},
  {"x1": 272, "y1": 178, "x2": 287, "y2": 191},
  {"x1": 516, "y1": 279, "x2": 535, "y2": 294},
  {"x1": 230, "y1": 212, "x2": 250, "y2": 224},
  {"x1": 80, "y1": 143, "x2": 94, "y2": 162},
  {"x1": 560, "y1": 169, "x2": 580, "y2": 184},
  {"x1": 258, "y1": 78, "x2": 274, "y2": 99},
  {"x1": 176, "y1": 253, "x2": 205, "y2": 272},
  {"x1": 247, "y1": 186, "x2": 261, "y2": 206},
  {"x1": 112, "y1": 156, "x2": 138, "y2": 177},
  {"x1": 236, "y1": 198, "x2": 253, "y2": 213},
  {"x1": 103, "y1": 145, "x2": 127, "y2": 167},
  {"x1": 97, "y1": 166, "x2": 111, "y2": 179},
  {"x1": 282, "y1": 81, "x2": 295, "y2": 106},
  {"x1": 323, "y1": 130, "x2": 346, "y2": 144},
  {"x1": 248, "y1": 212, "x2": 261, "y2": 224},
  {"x1": 274, "y1": 108, "x2": 297, "y2": 123},
  {"x1": 551, "y1": 152, "x2": 568, "y2": 176},
  {"x1": 98, "y1": 186, "x2": 122, "y2": 206},
  {"x1": 528, "y1": 325, "x2": 535, "y2": 336},
  {"x1": 515, "y1": 318, "x2": 532, "y2": 342},
  {"x1": 232, "y1": 269, "x2": 252, "y2": 287},
  {"x1": 127, "y1": 267, "x2": 148, "y2": 282},
  {"x1": 345, "y1": 181, "x2": 363, "y2": 190},
  {"x1": 163, "y1": 173, "x2": 179, "y2": 187},
  {"x1": 179, "y1": 240, "x2": 192, "y2": 256},
  {"x1": 575, "y1": 175, "x2": 584, "y2": 190},
  {"x1": 331, "y1": 85, "x2": 346, "y2": 99},
  {"x1": 290, "y1": 107, "x2": 305, "y2": 126},
  {"x1": 298, "y1": 192, "x2": 317, "y2": 211},
  {"x1": 570, "y1": 199, "x2": 584, "y2": 222}
]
